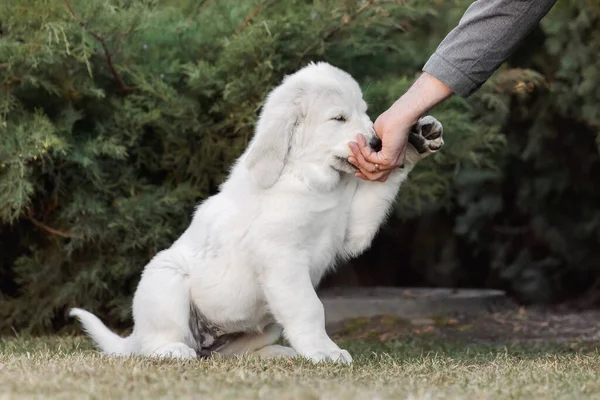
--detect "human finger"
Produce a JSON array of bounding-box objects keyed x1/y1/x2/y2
[{"x1": 348, "y1": 145, "x2": 382, "y2": 174}]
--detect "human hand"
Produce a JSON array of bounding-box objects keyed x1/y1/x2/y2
[
  {"x1": 347, "y1": 108, "x2": 415, "y2": 182},
  {"x1": 347, "y1": 72, "x2": 453, "y2": 182}
]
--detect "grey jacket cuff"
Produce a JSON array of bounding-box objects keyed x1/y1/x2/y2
[{"x1": 422, "y1": 52, "x2": 480, "y2": 98}]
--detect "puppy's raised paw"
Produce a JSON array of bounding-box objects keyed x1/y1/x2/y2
[{"x1": 408, "y1": 115, "x2": 444, "y2": 156}]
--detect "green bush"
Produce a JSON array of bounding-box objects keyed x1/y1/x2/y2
[
  {"x1": 0, "y1": 0, "x2": 503, "y2": 333},
  {"x1": 2, "y1": 0, "x2": 597, "y2": 334},
  {"x1": 451, "y1": 0, "x2": 600, "y2": 303}
]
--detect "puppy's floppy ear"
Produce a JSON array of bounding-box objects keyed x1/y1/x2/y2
[{"x1": 244, "y1": 84, "x2": 305, "y2": 189}]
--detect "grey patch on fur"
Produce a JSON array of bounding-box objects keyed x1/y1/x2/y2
[{"x1": 189, "y1": 302, "x2": 243, "y2": 358}]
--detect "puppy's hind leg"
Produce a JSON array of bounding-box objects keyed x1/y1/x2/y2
[
  {"x1": 217, "y1": 323, "x2": 298, "y2": 360},
  {"x1": 131, "y1": 253, "x2": 197, "y2": 359}
]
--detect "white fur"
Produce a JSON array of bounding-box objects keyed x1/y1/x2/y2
[{"x1": 70, "y1": 62, "x2": 442, "y2": 364}]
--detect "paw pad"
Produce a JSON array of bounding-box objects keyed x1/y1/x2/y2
[{"x1": 408, "y1": 116, "x2": 444, "y2": 154}]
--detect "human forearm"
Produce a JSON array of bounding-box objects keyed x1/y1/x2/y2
[
  {"x1": 423, "y1": 0, "x2": 558, "y2": 97},
  {"x1": 349, "y1": 0, "x2": 560, "y2": 182}
]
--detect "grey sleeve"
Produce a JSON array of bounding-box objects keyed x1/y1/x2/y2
[{"x1": 422, "y1": 0, "x2": 558, "y2": 97}]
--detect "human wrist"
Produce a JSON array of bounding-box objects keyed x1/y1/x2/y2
[
  {"x1": 388, "y1": 72, "x2": 453, "y2": 124},
  {"x1": 386, "y1": 99, "x2": 422, "y2": 127}
]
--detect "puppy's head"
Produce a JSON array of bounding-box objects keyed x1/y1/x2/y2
[{"x1": 244, "y1": 62, "x2": 378, "y2": 188}]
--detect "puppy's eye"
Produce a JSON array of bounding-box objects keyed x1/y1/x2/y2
[{"x1": 332, "y1": 115, "x2": 347, "y2": 122}]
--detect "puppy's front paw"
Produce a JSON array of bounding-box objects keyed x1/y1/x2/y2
[
  {"x1": 301, "y1": 348, "x2": 353, "y2": 365},
  {"x1": 408, "y1": 115, "x2": 444, "y2": 156}
]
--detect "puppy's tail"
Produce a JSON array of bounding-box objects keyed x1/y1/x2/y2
[{"x1": 69, "y1": 308, "x2": 133, "y2": 355}]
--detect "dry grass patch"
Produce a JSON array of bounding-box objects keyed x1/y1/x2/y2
[{"x1": 1, "y1": 336, "x2": 599, "y2": 399}]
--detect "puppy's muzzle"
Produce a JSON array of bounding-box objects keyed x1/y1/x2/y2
[{"x1": 369, "y1": 136, "x2": 382, "y2": 152}]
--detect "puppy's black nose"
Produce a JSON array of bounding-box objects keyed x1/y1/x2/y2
[{"x1": 369, "y1": 136, "x2": 382, "y2": 152}]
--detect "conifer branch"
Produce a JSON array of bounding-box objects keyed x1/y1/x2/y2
[
  {"x1": 63, "y1": 0, "x2": 133, "y2": 94},
  {"x1": 236, "y1": 0, "x2": 282, "y2": 34},
  {"x1": 198, "y1": 0, "x2": 213, "y2": 15},
  {"x1": 63, "y1": 0, "x2": 76, "y2": 18},
  {"x1": 118, "y1": 23, "x2": 137, "y2": 39},
  {"x1": 321, "y1": 0, "x2": 376, "y2": 42},
  {"x1": 237, "y1": 5, "x2": 262, "y2": 34},
  {"x1": 26, "y1": 210, "x2": 82, "y2": 239},
  {"x1": 88, "y1": 32, "x2": 132, "y2": 94},
  {"x1": 299, "y1": 0, "x2": 376, "y2": 58}
]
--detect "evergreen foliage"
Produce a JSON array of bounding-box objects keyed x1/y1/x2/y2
[
  {"x1": 446, "y1": 0, "x2": 600, "y2": 303},
  {"x1": 0, "y1": 0, "x2": 597, "y2": 333}
]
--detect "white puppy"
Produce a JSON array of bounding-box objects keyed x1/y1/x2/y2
[{"x1": 70, "y1": 62, "x2": 443, "y2": 364}]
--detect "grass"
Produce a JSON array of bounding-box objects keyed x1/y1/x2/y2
[{"x1": 1, "y1": 335, "x2": 599, "y2": 399}]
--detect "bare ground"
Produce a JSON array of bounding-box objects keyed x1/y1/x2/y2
[{"x1": 329, "y1": 305, "x2": 600, "y2": 345}]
